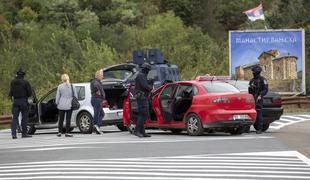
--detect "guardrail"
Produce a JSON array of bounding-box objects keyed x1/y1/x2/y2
[
  {"x1": 0, "y1": 116, "x2": 11, "y2": 125},
  {"x1": 281, "y1": 96, "x2": 310, "y2": 105}
]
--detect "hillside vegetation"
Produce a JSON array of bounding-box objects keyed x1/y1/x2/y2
[{"x1": 0, "y1": 0, "x2": 309, "y2": 114}]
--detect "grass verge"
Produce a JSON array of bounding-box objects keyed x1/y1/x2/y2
[{"x1": 0, "y1": 124, "x2": 10, "y2": 130}]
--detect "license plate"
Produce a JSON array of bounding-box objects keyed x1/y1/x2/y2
[
  {"x1": 117, "y1": 111, "x2": 123, "y2": 117},
  {"x1": 233, "y1": 114, "x2": 249, "y2": 120}
]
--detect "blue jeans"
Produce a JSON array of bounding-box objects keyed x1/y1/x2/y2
[
  {"x1": 91, "y1": 97, "x2": 104, "y2": 127},
  {"x1": 255, "y1": 99, "x2": 264, "y2": 130},
  {"x1": 136, "y1": 96, "x2": 149, "y2": 134},
  {"x1": 11, "y1": 99, "x2": 29, "y2": 137}
]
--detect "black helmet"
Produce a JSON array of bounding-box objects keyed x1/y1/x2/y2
[
  {"x1": 251, "y1": 65, "x2": 262, "y2": 73},
  {"x1": 16, "y1": 68, "x2": 26, "y2": 76},
  {"x1": 141, "y1": 63, "x2": 151, "y2": 71}
]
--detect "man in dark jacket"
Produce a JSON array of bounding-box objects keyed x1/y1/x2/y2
[
  {"x1": 133, "y1": 63, "x2": 153, "y2": 137},
  {"x1": 90, "y1": 69, "x2": 105, "y2": 134},
  {"x1": 9, "y1": 68, "x2": 33, "y2": 139},
  {"x1": 248, "y1": 65, "x2": 268, "y2": 134}
]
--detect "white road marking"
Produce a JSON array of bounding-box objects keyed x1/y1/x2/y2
[
  {"x1": 269, "y1": 114, "x2": 310, "y2": 131},
  {"x1": 282, "y1": 116, "x2": 305, "y2": 120},
  {"x1": 0, "y1": 151, "x2": 309, "y2": 179},
  {"x1": 15, "y1": 146, "x2": 97, "y2": 152},
  {"x1": 0, "y1": 135, "x2": 273, "y2": 151}
]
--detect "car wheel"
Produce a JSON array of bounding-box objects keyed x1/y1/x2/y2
[
  {"x1": 186, "y1": 113, "x2": 204, "y2": 136},
  {"x1": 116, "y1": 124, "x2": 128, "y2": 131},
  {"x1": 170, "y1": 129, "x2": 183, "y2": 134},
  {"x1": 229, "y1": 127, "x2": 244, "y2": 135},
  {"x1": 77, "y1": 112, "x2": 93, "y2": 134},
  {"x1": 244, "y1": 126, "x2": 251, "y2": 133},
  {"x1": 27, "y1": 125, "x2": 36, "y2": 135}
]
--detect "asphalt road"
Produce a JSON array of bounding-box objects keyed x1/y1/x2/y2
[{"x1": 0, "y1": 113, "x2": 309, "y2": 180}]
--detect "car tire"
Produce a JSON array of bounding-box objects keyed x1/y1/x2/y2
[
  {"x1": 244, "y1": 126, "x2": 251, "y2": 133},
  {"x1": 77, "y1": 112, "x2": 93, "y2": 134},
  {"x1": 253, "y1": 122, "x2": 270, "y2": 132},
  {"x1": 229, "y1": 127, "x2": 244, "y2": 135},
  {"x1": 116, "y1": 124, "x2": 128, "y2": 131},
  {"x1": 186, "y1": 113, "x2": 204, "y2": 136},
  {"x1": 27, "y1": 125, "x2": 36, "y2": 135},
  {"x1": 170, "y1": 129, "x2": 183, "y2": 134}
]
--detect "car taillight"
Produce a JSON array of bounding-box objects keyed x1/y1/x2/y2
[
  {"x1": 246, "y1": 97, "x2": 255, "y2": 103},
  {"x1": 213, "y1": 97, "x2": 231, "y2": 103},
  {"x1": 272, "y1": 99, "x2": 282, "y2": 105},
  {"x1": 101, "y1": 100, "x2": 110, "y2": 108}
]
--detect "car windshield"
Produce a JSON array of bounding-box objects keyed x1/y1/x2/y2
[
  {"x1": 104, "y1": 70, "x2": 133, "y2": 80},
  {"x1": 202, "y1": 82, "x2": 240, "y2": 93}
]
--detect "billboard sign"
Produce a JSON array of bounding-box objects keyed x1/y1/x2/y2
[{"x1": 229, "y1": 29, "x2": 305, "y2": 94}]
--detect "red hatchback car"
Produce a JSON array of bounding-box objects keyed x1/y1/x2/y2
[{"x1": 123, "y1": 76, "x2": 257, "y2": 136}]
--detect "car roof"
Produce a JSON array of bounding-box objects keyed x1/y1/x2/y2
[
  {"x1": 72, "y1": 82, "x2": 90, "y2": 86},
  {"x1": 175, "y1": 80, "x2": 230, "y2": 84}
]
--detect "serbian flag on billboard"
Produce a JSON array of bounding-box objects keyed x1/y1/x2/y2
[{"x1": 243, "y1": 3, "x2": 265, "y2": 21}]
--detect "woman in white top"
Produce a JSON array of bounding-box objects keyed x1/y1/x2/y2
[{"x1": 55, "y1": 74, "x2": 77, "y2": 137}]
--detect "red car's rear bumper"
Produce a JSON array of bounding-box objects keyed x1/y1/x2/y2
[{"x1": 203, "y1": 119, "x2": 255, "y2": 128}]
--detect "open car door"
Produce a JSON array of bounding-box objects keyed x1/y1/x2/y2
[
  {"x1": 37, "y1": 88, "x2": 58, "y2": 124},
  {"x1": 159, "y1": 84, "x2": 177, "y2": 121},
  {"x1": 28, "y1": 89, "x2": 39, "y2": 124}
]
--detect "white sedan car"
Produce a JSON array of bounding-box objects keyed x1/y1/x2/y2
[{"x1": 27, "y1": 83, "x2": 126, "y2": 134}]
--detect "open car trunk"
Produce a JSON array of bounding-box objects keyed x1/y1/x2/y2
[
  {"x1": 102, "y1": 63, "x2": 138, "y2": 110},
  {"x1": 101, "y1": 81, "x2": 128, "y2": 110}
]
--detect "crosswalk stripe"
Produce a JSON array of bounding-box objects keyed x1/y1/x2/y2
[
  {"x1": 281, "y1": 116, "x2": 305, "y2": 120},
  {"x1": 1, "y1": 171, "x2": 310, "y2": 179},
  {"x1": 268, "y1": 114, "x2": 310, "y2": 131},
  {"x1": 0, "y1": 151, "x2": 309, "y2": 179},
  {"x1": 0, "y1": 176, "x2": 243, "y2": 180}
]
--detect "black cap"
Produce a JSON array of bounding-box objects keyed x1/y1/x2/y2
[
  {"x1": 141, "y1": 63, "x2": 151, "y2": 70},
  {"x1": 251, "y1": 65, "x2": 262, "y2": 73},
  {"x1": 16, "y1": 68, "x2": 26, "y2": 76}
]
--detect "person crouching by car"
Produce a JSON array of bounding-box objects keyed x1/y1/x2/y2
[
  {"x1": 55, "y1": 74, "x2": 77, "y2": 137},
  {"x1": 90, "y1": 69, "x2": 105, "y2": 135}
]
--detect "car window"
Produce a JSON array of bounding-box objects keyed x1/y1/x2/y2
[
  {"x1": 42, "y1": 89, "x2": 56, "y2": 103},
  {"x1": 75, "y1": 86, "x2": 85, "y2": 100},
  {"x1": 202, "y1": 82, "x2": 240, "y2": 93},
  {"x1": 104, "y1": 70, "x2": 133, "y2": 80},
  {"x1": 231, "y1": 81, "x2": 249, "y2": 91},
  {"x1": 147, "y1": 68, "x2": 158, "y2": 80},
  {"x1": 160, "y1": 85, "x2": 176, "y2": 98},
  {"x1": 193, "y1": 85, "x2": 199, "y2": 95},
  {"x1": 176, "y1": 85, "x2": 193, "y2": 97}
]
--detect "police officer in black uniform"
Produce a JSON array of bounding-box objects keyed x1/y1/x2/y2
[
  {"x1": 9, "y1": 68, "x2": 33, "y2": 139},
  {"x1": 248, "y1": 65, "x2": 268, "y2": 134},
  {"x1": 133, "y1": 63, "x2": 153, "y2": 137}
]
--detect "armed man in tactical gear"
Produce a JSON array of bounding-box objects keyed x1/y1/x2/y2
[
  {"x1": 9, "y1": 68, "x2": 33, "y2": 139},
  {"x1": 248, "y1": 65, "x2": 268, "y2": 134},
  {"x1": 133, "y1": 63, "x2": 153, "y2": 137}
]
